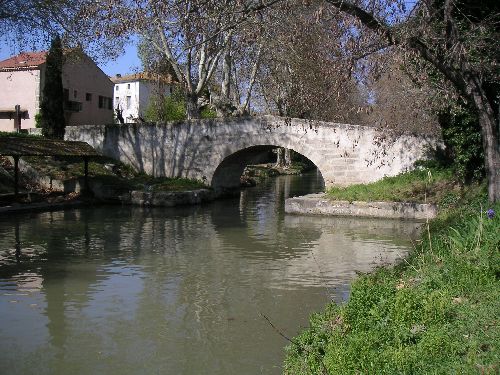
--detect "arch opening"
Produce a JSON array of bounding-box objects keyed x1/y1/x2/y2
[{"x1": 211, "y1": 145, "x2": 324, "y2": 191}]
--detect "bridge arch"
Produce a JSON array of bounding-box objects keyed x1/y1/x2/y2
[
  {"x1": 210, "y1": 145, "x2": 325, "y2": 190},
  {"x1": 65, "y1": 116, "x2": 437, "y2": 190}
]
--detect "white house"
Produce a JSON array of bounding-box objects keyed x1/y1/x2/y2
[
  {"x1": 0, "y1": 50, "x2": 114, "y2": 132},
  {"x1": 111, "y1": 72, "x2": 174, "y2": 122}
]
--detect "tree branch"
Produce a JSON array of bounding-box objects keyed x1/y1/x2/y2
[{"x1": 325, "y1": 0, "x2": 395, "y2": 44}]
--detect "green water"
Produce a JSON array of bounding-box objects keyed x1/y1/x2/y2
[{"x1": 0, "y1": 171, "x2": 421, "y2": 374}]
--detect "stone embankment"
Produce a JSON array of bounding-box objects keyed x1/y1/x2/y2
[{"x1": 285, "y1": 193, "x2": 437, "y2": 220}]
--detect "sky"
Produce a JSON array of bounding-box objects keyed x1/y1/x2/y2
[{"x1": 0, "y1": 38, "x2": 142, "y2": 77}]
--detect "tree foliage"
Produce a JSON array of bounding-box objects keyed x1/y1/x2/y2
[
  {"x1": 144, "y1": 89, "x2": 186, "y2": 123},
  {"x1": 438, "y1": 102, "x2": 485, "y2": 183},
  {"x1": 0, "y1": 0, "x2": 80, "y2": 51},
  {"x1": 39, "y1": 35, "x2": 65, "y2": 139},
  {"x1": 324, "y1": 0, "x2": 499, "y2": 201}
]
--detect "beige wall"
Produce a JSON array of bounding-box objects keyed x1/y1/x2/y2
[
  {"x1": 0, "y1": 52, "x2": 114, "y2": 132},
  {"x1": 0, "y1": 69, "x2": 41, "y2": 131},
  {"x1": 62, "y1": 53, "x2": 114, "y2": 126}
]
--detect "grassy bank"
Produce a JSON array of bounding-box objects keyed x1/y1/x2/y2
[
  {"x1": 285, "y1": 179, "x2": 499, "y2": 374},
  {"x1": 327, "y1": 166, "x2": 460, "y2": 204}
]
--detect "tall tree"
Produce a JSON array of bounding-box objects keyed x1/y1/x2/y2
[
  {"x1": 255, "y1": 1, "x2": 365, "y2": 123},
  {"x1": 40, "y1": 35, "x2": 65, "y2": 139},
  {"x1": 76, "y1": 0, "x2": 279, "y2": 119},
  {"x1": 323, "y1": 0, "x2": 500, "y2": 201}
]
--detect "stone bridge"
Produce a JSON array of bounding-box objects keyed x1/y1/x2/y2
[{"x1": 65, "y1": 116, "x2": 437, "y2": 191}]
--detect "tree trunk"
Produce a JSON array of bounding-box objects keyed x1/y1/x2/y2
[
  {"x1": 221, "y1": 39, "x2": 232, "y2": 100},
  {"x1": 469, "y1": 82, "x2": 500, "y2": 202},
  {"x1": 284, "y1": 148, "x2": 292, "y2": 168},
  {"x1": 186, "y1": 93, "x2": 200, "y2": 120},
  {"x1": 275, "y1": 148, "x2": 284, "y2": 167},
  {"x1": 479, "y1": 114, "x2": 500, "y2": 203}
]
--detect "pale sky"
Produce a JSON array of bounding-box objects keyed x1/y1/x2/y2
[{"x1": 0, "y1": 38, "x2": 142, "y2": 77}]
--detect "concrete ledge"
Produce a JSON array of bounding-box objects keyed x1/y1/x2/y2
[{"x1": 285, "y1": 193, "x2": 437, "y2": 220}]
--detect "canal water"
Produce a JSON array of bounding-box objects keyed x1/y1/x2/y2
[{"x1": 0, "y1": 171, "x2": 421, "y2": 375}]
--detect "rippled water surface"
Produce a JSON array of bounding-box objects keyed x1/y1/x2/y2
[{"x1": 0, "y1": 171, "x2": 421, "y2": 374}]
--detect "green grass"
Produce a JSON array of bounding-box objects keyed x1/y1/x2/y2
[
  {"x1": 0, "y1": 131, "x2": 41, "y2": 138},
  {"x1": 284, "y1": 188, "x2": 500, "y2": 374},
  {"x1": 327, "y1": 167, "x2": 459, "y2": 204}
]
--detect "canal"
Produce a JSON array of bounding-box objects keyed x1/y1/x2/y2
[{"x1": 0, "y1": 170, "x2": 421, "y2": 374}]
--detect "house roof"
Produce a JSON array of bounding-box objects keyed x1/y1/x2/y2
[
  {"x1": 111, "y1": 72, "x2": 175, "y2": 85},
  {"x1": 0, "y1": 52, "x2": 47, "y2": 71}
]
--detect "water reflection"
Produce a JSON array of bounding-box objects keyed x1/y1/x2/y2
[{"x1": 0, "y1": 171, "x2": 421, "y2": 375}]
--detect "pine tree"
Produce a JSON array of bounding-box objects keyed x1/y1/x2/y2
[{"x1": 40, "y1": 35, "x2": 65, "y2": 139}]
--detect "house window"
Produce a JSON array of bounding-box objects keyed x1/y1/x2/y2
[
  {"x1": 126, "y1": 96, "x2": 131, "y2": 109},
  {"x1": 116, "y1": 86, "x2": 119, "y2": 91},
  {"x1": 127, "y1": 83, "x2": 130, "y2": 89},
  {"x1": 98, "y1": 95, "x2": 104, "y2": 108},
  {"x1": 86, "y1": 93, "x2": 92, "y2": 101},
  {"x1": 115, "y1": 97, "x2": 119, "y2": 104},
  {"x1": 107, "y1": 97, "x2": 113, "y2": 110},
  {"x1": 74, "y1": 90, "x2": 77, "y2": 99}
]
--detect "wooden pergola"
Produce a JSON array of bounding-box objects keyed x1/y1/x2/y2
[
  {"x1": 0, "y1": 137, "x2": 99, "y2": 196},
  {"x1": 0, "y1": 105, "x2": 29, "y2": 132}
]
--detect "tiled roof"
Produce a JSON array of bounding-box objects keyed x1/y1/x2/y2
[
  {"x1": 0, "y1": 51, "x2": 47, "y2": 71},
  {"x1": 111, "y1": 72, "x2": 175, "y2": 84}
]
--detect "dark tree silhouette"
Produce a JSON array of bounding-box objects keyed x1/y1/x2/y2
[{"x1": 40, "y1": 35, "x2": 65, "y2": 139}]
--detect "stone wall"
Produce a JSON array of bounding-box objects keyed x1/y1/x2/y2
[
  {"x1": 285, "y1": 193, "x2": 438, "y2": 220},
  {"x1": 65, "y1": 116, "x2": 438, "y2": 190}
]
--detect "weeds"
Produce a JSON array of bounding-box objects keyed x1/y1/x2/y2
[{"x1": 326, "y1": 166, "x2": 459, "y2": 204}]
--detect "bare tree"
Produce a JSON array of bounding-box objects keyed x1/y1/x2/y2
[
  {"x1": 0, "y1": 0, "x2": 77, "y2": 50},
  {"x1": 363, "y1": 56, "x2": 441, "y2": 135},
  {"x1": 254, "y1": 1, "x2": 366, "y2": 123},
  {"x1": 74, "y1": 0, "x2": 279, "y2": 119},
  {"x1": 324, "y1": 0, "x2": 500, "y2": 201},
  {"x1": 212, "y1": 21, "x2": 264, "y2": 116}
]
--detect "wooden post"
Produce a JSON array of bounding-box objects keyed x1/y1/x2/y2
[
  {"x1": 13, "y1": 156, "x2": 19, "y2": 198},
  {"x1": 14, "y1": 105, "x2": 20, "y2": 133}
]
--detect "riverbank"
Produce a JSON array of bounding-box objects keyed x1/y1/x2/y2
[
  {"x1": 0, "y1": 152, "x2": 214, "y2": 213},
  {"x1": 285, "y1": 193, "x2": 437, "y2": 220},
  {"x1": 285, "y1": 167, "x2": 465, "y2": 219},
  {"x1": 284, "y1": 178, "x2": 499, "y2": 373},
  {"x1": 0, "y1": 188, "x2": 217, "y2": 214}
]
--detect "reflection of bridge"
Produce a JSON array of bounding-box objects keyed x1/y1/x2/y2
[{"x1": 66, "y1": 116, "x2": 436, "y2": 191}]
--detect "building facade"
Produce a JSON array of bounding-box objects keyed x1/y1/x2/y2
[
  {"x1": 111, "y1": 73, "x2": 174, "y2": 122},
  {"x1": 0, "y1": 50, "x2": 114, "y2": 132}
]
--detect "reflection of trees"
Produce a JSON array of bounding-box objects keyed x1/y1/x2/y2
[{"x1": 211, "y1": 171, "x2": 325, "y2": 260}]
